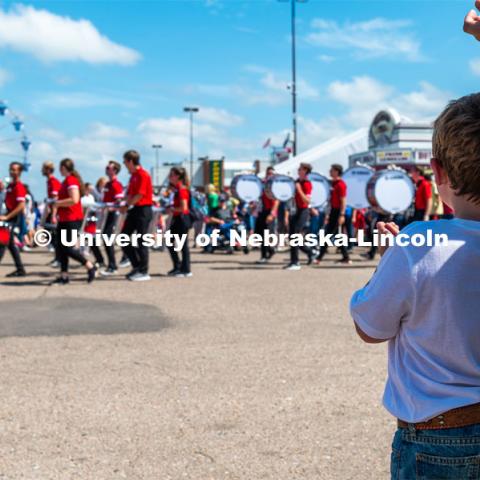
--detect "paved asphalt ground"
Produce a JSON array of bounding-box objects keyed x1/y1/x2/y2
[{"x1": 0, "y1": 246, "x2": 393, "y2": 480}]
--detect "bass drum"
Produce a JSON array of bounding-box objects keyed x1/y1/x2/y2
[
  {"x1": 343, "y1": 166, "x2": 374, "y2": 209},
  {"x1": 230, "y1": 174, "x2": 263, "y2": 202},
  {"x1": 308, "y1": 172, "x2": 330, "y2": 208},
  {"x1": 367, "y1": 169, "x2": 415, "y2": 214},
  {"x1": 264, "y1": 174, "x2": 296, "y2": 202}
]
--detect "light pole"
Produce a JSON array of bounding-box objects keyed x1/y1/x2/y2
[
  {"x1": 183, "y1": 107, "x2": 199, "y2": 183},
  {"x1": 152, "y1": 144, "x2": 162, "y2": 186},
  {"x1": 281, "y1": 0, "x2": 307, "y2": 157}
]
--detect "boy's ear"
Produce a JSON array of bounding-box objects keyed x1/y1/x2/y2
[{"x1": 431, "y1": 157, "x2": 448, "y2": 186}]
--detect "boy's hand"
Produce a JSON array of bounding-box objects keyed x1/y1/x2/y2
[
  {"x1": 464, "y1": 3, "x2": 480, "y2": 40},
  {"x1": 377, "y1": 221, "x2": 400, "y2": 257}
]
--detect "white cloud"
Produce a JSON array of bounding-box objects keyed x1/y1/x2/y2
[
  {"x1": 0, "y1": 4, "x2": 141, "y2": 65},
  {"x1": 261, "y1": 117, "x2": 347, "y2": 154},
  {"x1": 187, "y1": 66, "x2": 319, "y2": 107},
  {"x1": 90, "y1": 122, "x2": 130, "y2": 139},
  {"x1": 394, "y1": 82, "x2": 451, "y2": 121},
  {"x1": 469, "y1": 58, "x2": 480, "y2": 76},
  {"x1": 197, "y1": 107, "x2": 243, "y2": 127},
  {"x1": 246, "y1": 65, "x2": 319, "y2": 101},
  {"x1": 307, "y1": 17, "x2": 423, "y2": 62},
  {"x1": 328, "y1": 76, "x2": 393, "y2": 126},
  {"x1": 35, "y1": 92, "x2": 138, "y2": 109},
  {"x1": 298, "y1": 116, "x2": 347, "y2": 150},
  {"x1": 327, "y1": 76, "x2": 450, "y2": 128},
  {"x1": 32, "y1": 123, "x2": 130, "y2": 167},
  {"x1": 137, "y1": 112, "x2": 258, "y2": 161},
  {"x1": 186, "y1": 82, "x2": 286, "y2": 107},
  {"x1": 329, "y1": 76, "x2": 393, "y2": 107},
  {"x1": 318, "y1": 54, "x2": 335, "y2": 63},
  {"x1": 137, "y1": 117, "x2": 221, "y2": 156},
  {"x1": 0, "y1": 67, "x2": 12, "y2": 86}
]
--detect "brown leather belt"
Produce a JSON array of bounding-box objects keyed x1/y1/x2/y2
[{"x1": 398, "y1": 402, "x2": 480, "y2": 430}]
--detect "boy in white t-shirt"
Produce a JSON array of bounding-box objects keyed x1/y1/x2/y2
[{"x1": 350, "y1": 94, "x2": 480, "y2": 479}]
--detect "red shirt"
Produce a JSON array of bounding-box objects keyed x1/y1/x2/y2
[
  {"x1": 103, "y1": 178, "x2": 124, "y2": 203},
  {"x1": 58, "y1": 175, "x2": 84, "y2": 223},
  {"x1": 331, "y1": 179, "x2": 347, "y2": 210},
  {"x1": 173, "y1": 182, "x2": 190, "y2": 216},
  {"x1": 47, "y1": 176, "x2": 62, "y2": 199},
  {"x1": 5, "y1": 180, "x2": 27, "y2": 213},
  {"x1": 295, "y1": 179, "x2": 312, "y2": 209},
  {"x1": 415, "y1": 177, "x2": 432, "y2": 210},
  {"x1": 127, "y1": 167, "x2": 153, "y2": 207},
  {"x1": 262, "y1": 190, "x2": 275, "y2": 211},
  {"x1": 443, "y1": 202, "x2": 454, "y2": 215}
]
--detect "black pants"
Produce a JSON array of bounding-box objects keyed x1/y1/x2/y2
[
  {"x1": 56, "y1": 221, "x2": 88, "y2": 273},
  {"x1": 90, "y1": 211, "x2": 118, "y2": 269},
  {"x1": 122, "y1": 206, "x2": 152, "y2": 274},
  {"x1": 46, "y1": 213, "x2": 60, "y2": 262},
  {"x1": 289, "y1": 208, "x2": 312, "y2": 265},
  {"x1": 0, "y1": 216, "x2": 24, "y2": 271},
  {"x1": 168, "y1": 215, "x2": 191, "y2": 273},
  {"x1": 255, "y1": 209, "x2": 275, "y2": 259},
  {"x1": 412, "y1": 209, "x2": 426, "y2": 222},
  {"x1": 318, "y1": 208, "x2": 350, "y2": 261},
  {"x1": 368, "y1": 212, "x2": 391, "y2": 259}
]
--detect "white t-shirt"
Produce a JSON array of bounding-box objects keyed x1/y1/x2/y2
[{"x1": 350, "y1": 219, "x2": 480, "y2": 423}]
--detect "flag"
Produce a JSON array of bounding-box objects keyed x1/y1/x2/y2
[{"x1": 262, "y1": 138, "x2": 271, "y2": 149}]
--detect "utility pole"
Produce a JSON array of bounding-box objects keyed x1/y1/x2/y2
[
  {"x1": 152, "y1": 144, "x2": 162, "y2": 186},
  {"x1": 281, "y1": 0, "x2": 307, "y2": 157},
  {"x1": 183, "y1": 107, "x2": 199, "y2": 183}
]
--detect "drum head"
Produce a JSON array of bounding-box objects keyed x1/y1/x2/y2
[
  {"x1": 267, "y1": 175, "x2": 295, "y2": 202},
  {"x1": 231, "y1": 174, "x2": 263, "y2": 202},
  {"x1": 343, "y1": 166, "x2": 374, "y2": 209},
  {"x1": 373, "y1": 171, "x2": 414, "y2": 214},
  {"x1": 308, "y1": 172, "x2": 330, "y2": 208}
]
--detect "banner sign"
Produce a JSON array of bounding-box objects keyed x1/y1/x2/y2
[
  {"x1": 376, "y1": 150, "x2": 412, "y2": 163},
  {"x1": 208, "y1": 159, "x2": 224, "y2": 190}
]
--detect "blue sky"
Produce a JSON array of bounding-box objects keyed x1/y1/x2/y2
[{"x1": 0, "y1": 0, "x2": 479, "y2": 196}]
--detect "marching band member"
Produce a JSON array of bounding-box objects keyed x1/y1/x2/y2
[
  {"x1": 167, "y1": 167, "x2": 192, "y2": 277},
  {"x1": 0, "y1": 162, "x2": 27, "y2": 277},
  {"x1": 42, "y1": 161, "x2": 62, "y2": 266},
  {"x1": 256, "y1": 166, "x2": 279, "y2": 264},
  {"x1": 121, "y1": 150, "x2": 153, "y2": 282},
  {"x1": 284, "y1": 162, "x2": 315, "y2": 271},
  {"x1": 51, "y1": 158, "x2": 96, "y2": 284},
  {"x1": 410, "y1": 166, "x2": 433, "y2": 222},
  {"x1": 316, "y1": 164, "x2": 351, "y2": 264},
  {"x1": 90, "y1": 161, "x2": 124, "y2": 276}
]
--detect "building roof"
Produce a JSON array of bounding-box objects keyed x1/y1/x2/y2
[{"x1": 274, "y1": 128, "x2": 368, "y2": 177}]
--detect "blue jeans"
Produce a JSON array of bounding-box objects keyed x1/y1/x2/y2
[
  {"x1": 205, "y1": 222, "x2": 234, "y2": 241},
  {"x1": 391, "y1": 424, "x2": 480, "y2": 479}
]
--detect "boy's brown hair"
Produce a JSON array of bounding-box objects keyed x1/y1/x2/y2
[
  {"x1": 108, "y1": 160, "x2": 121, "y2": 174},
  {"x1": 433, "y1": 94, "x2": 480, "y2": 204},
  {"x1": 123, "y1": 150, "x2": 141, "y2": 165},
  {"x1": 299, "y1": 162, "x2": 312, "y2": 174}
]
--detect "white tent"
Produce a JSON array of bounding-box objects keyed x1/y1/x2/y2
[{"x1": 274, "y1": 128, "x2": 368, "y2": 177}]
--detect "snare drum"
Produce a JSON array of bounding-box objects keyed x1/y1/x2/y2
[
  {"x1": 308, "y1": 172, "x2": 330, "y2": 208},
  {"x1": 367, "y1": 169, "x2": 415, "y2": 214},
  {"x1": 264, "y1": 175, "x2": 296, "y2": 202},
  {"x1": 230, "y1": 174, "x2": 263, "y2": 203},
  {"x1": 81, "y1": 204, "x2": 106, "y2": 234},
  {"x1": 0, "y1": 222, "x2": 11, "y2": 246},
  {"x1": 149, "y1": 206, "x2": 164, "y2": 234},
  {"x1": 343, "y1": 166, "x2": 374, "y2": 209}
]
